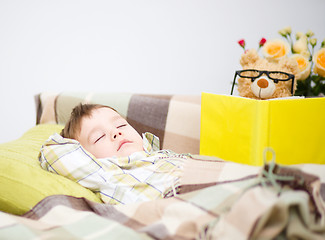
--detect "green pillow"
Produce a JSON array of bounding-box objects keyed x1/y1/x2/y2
[{"x1": 0, "y1": 124, "x2": 102, "y2": 215}]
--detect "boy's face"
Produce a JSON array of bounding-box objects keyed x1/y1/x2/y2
[{"x1": 77, "y1": 107, "x2": 144, "y2": 158}]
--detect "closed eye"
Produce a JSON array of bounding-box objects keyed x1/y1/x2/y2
[
  {"x1": 94, "y1": 134, "x2": 105, "y2": 143},
  {"x1": 117, "y1": 124, "x2": 127, "y2": 128}
]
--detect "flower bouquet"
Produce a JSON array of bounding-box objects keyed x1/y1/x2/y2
[{"x1": 238, "y1": 27, "x2": 325, "y2": 97}]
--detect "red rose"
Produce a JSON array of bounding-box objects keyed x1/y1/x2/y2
[
  {"x1": 238, "y1": 39, "x2": 246, "y2": 48},
  {"x1": 259, "y1": 38, "x2": 267, "y2": 47}
]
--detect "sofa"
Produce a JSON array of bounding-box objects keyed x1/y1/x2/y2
[{"x1": 0, "y1": 92, "x2": 324, "y2": 240}]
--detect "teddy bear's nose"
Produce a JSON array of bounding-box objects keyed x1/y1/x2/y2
[
  {"x1": 251, "y1": 76, "x2": 276, "y2": 99},
  {"x1": 257, "y1": 78, "x2": 269, "y2": 88}
]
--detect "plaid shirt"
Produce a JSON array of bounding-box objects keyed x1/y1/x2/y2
[{"x1": 39, "y1": 133, "x2": 185, "y2": 204}]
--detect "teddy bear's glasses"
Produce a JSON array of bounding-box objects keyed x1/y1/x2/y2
[{"x1": 231, "y1": 69, "x2": 295, "y2": 95}]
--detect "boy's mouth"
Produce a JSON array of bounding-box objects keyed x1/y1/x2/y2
[{"x1": 117, "y1": 140, "x2": 132, "y2": 151}]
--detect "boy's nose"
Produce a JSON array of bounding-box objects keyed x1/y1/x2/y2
[{"x1": 112, "y1": 132, "x2": 122, "y2": 140}]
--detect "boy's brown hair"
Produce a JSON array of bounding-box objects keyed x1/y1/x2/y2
[{"x1": 60, "y1": 103, "x2": 117, "y2": 139}]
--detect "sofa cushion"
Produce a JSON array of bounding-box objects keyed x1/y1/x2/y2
[{"x1": 0, "y1": 124, "x2": 102, "y2": 215}]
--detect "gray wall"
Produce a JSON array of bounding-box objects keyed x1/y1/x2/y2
[{"x1": 1, "y1": 0, "x2": 325, "y2": 142}]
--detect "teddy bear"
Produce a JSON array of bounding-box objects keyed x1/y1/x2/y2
[{"x1": 235, "y1": 49, "x2": 299, "y2": 99}]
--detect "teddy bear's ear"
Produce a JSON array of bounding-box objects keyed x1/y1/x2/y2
[
  {"x1": 239, "y1": 49, "x2": 261, "y2": 68},
  {"x1": 278, "y1": 58, "x2": 299, "y2": 76}
]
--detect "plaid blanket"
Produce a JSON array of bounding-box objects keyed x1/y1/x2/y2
[
  {"x1": 1, "y1": 160, "x2": 325, "y2": 240},
  {"x1": 39, "y1": 132, "x2": 185, "y2": 205}
]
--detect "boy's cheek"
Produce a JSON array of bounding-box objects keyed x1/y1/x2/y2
[{"x1": 96, "y1": 144, "x2": 116, "y2": 158}]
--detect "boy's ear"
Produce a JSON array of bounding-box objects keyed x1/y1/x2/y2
[{"x1": 60, "y1": 128, "x2": 65, "y2": 138}]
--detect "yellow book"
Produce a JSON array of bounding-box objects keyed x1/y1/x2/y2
[{"x1": 200, "y1": 93, "x2": 325, "y2": 166}]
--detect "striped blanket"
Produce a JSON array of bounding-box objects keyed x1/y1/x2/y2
[{"x1": 1, "y1": 160, "x2": 325, "y2": 240}]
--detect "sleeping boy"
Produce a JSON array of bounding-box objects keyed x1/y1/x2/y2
[{"x1": 39, "y1": 103, "x2": 259, "y2": 204}]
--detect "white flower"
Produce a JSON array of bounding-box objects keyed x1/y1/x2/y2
[
  {"x1": 296, "y1": 32, "x2": 305, "y2": 40},
  {"x1": 293, "y1": 36, "x2": 308, "y2": 54},
  {"x1": 300, "y1": 50, "x2": 310, "y2": 59},
  {"x1": 306, "y1": 30, "x2": 314, "y2": 38},
  {"x1": 284, "y1": 26, "x2": 292, "y2": 35},
  {"x1": 309, "y1": 38, "x2": 317, "y2": 47}
]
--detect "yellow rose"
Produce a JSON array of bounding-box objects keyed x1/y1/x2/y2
[
  {"x1": 293, "y1": 36, "x2": 308, "y2": 54},
  {"x1": 313, "y1": 48, "x2": 325, "y2": 77},
  {"x1": 290, "y1": 54, "x2": 311, "y2": 80},
  {"x1": 262, "y1": 39, "x2": 290, "y2": 61}
]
